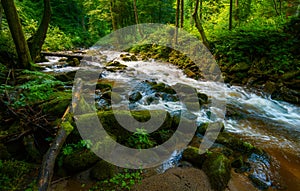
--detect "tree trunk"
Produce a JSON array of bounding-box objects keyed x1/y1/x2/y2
[
  {"x1": 27, "y1": 0, "x2": 51, "y2": 62},
  {"x1": 110, "y1": 0, "x2": 117, "y2": 31},
  {"x1": 234, "y1": 0, "x2": 239, "y2": 21},
  {"x1": 200, "y1": 0, "x2": 203, "y2": 20},
  {"x1": 180, "y1": 0, "x2": 184, "y2": 28},
  {"x1": 174, "y1": 0, "x2": 180, "y2": 44},
  {"x1": 0, "y1": 1, "x2": 3, "y2": 30},
  {"x1": 133, "y1": 0, "x2": 143, "y2": 37},
  {"x1": 192, "y1": 0, "x2": 210, "y2": 49},
  {"x1": 272, "y1": 0, "x2": 280, "y2": 16},
  {"x1": 229, "y1": 0, "x2": 233, "y2": 30},
  {"x1": 1, "y1": 0, "x2": 32, "y2": 69}
]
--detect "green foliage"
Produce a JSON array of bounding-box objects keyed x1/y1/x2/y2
[
  {"x1": 0, "y1": 70, "x2": 65, "y2": 108},
  {"x1": 62, "y1": 139, "x2": 93, "y2": 156},
  {"x1": 43, "y1": 26, "x2": 73, "y2": 51},
  {"x1": 127, "y1": 127, "x2": 154, "y2": 149},
  {"x1": 0, "y1": 160, "x2": 35, "y2": 191},
  {"x1": 90, "y1": 169, "x2": 142, "y2": 191}
]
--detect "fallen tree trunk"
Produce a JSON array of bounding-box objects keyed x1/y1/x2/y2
[
  {"x1": 37, "y1": 79, "x2": 83, "y2": 191},
  {"x1": 40, "y1": 51, "x2": 85, "y2": 60}
]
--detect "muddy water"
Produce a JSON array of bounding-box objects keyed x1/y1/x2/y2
[{"x1": 42, "y1": 51, "x2": 300, "y2": 190}]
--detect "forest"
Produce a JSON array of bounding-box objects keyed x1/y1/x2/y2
[{"x1": 0, "y1": 0, "x2": 300, "y2": 191}]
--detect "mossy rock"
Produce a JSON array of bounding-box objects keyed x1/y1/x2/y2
[
  {"x1": 197, "y1": 122, "x2": 224, "y2": 135},
  {"x1": 229, "y1": 62, "x2": 250, "y2": 73},
  {"x1": 248, "y1": 174, "x2": 269, "y2": 190},
  {"x1": 77, "y1": 110, "x2": 173, "y2": 143},
  {"x1": 40, "y1": 92, "x2": 71, "y2": 116},
  {"x1": 203, "y1": 153, "x2": 231, "y2": 191},
  {"x1": 129, "y1": 91, "x2": 143, "y2": 102},
  {"x1": 231, "y1": 155, "x2": 244, "y2": 168},
  {"x1": 216, "y1": 132, "x2": 263, "y2": 155},
  {"x1": 102, "y1": 91, "x2": 122, "y2": 104},
  {"x1": 53, "y1": 71, "x2": 77, "y2": 82},
  {"x1": 150, "y1": 82, "x2": 176, "y2": 94},
  {"x1": 63, "y1": 149, "x2": 100, "y2": 173},
  {"x1": 90, "y1": 160, "x2": 118, "y2": 180},
  {"x1": 184, "y1": 68, "x2": 197, "y2": 79},
  {"x1": 182, "y1": 147, "x2": 207, "y2": 168}
]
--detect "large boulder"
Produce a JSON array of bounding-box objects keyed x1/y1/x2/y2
[
  {"x1": 202, "y1": 153, "x2": 231, "y2": 191},
  {"x1": 132, "y1": 167, "x2": 212, "y2": 191}
]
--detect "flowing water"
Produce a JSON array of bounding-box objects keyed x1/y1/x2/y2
[{"x1": 42, "y1": 51, "x2": 300, "y2": 190}]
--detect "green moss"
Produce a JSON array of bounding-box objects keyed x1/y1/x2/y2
[
  {"x1": 203, "y1": 153, "x2": 231, "y2": 191},
  {"x1": 90, "y1": 160, "x2": 118, "y2": 180},
  {"x1": 63, "y1": 149, "x2": 100, "y2": 173},
  {"x1": 182, "y1": 147, "x2": 207, "y2": 168},
  {"x1": 0, "y1": 160, "x2": 36, "y2": 191},
  {"x1": 40, "y1": 91, "x2": 71, "y2": 116},
  {"x1": 61, "y1": 121, "x2": 74, "y2": 135}
]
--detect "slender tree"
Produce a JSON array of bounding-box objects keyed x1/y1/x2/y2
[
  {"x1": 193, "y1": 0, "x2": 210, "y2": 49},
  {"x1": 229, "y1": 0, "x2": 233, "y2": 30},
  {"x1": 180, "y1": 0, "x2": 184, "y2": 28},
  {"x1": 174, "y1": 0, "x2": 180, "y2": 43},
  {"x1": 133, "y1": 0, "x2": 143, "y2": 37},
  {"x1": 27, "y1": 0, "x2": 51, "y2": 62},
  {"x1": 110, "y1": 0, "x2": 117, "y2": 31},
  {"x1": 0, "y1": 1, "x2": 3, "y2": 30},
  {"x1": 1, "y1": 0, "x2": 32, "y2": 69}
]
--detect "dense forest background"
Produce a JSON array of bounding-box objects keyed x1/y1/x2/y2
[
  {"x1": 0, "y1": 0, "x2": 300, "y2": 190},
  {"x1": 0, "y1": 0, "x2": 299, "y2": 74}
]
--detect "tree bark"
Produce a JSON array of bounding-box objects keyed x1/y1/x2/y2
[
  {"x1": 234, "y1": 0, "x2": 239, "y2": 21},
  {"x1": 27, "y1": 0, "x2": 51, "y2": 62},
  {"x1": 1, "y1": 0, "x2": 32, "y2": 69},
  {"x1": 110, "y1": 0, "x2": 117, "y2": 31},
  {"x1": 133, "y1": 0, "x2": 143, "y2": 37},
  {"x1": 229, "y1": 0, "x2": 233, "y2": 30},
  {"x1": 174, "y1": 0, "x2": 180, "y2": 44},
  {"x1": 192, "y1": 0, "x2": 210, "y2": 49},
  {"x1": 180, "y1": 0, "x2": 184, "y2": 28},
  {"x1": 0, "y1": 1, "x2": 3, "y2": 30}
]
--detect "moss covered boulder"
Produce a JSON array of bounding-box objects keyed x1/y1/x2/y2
[
  {"x1": 182, "y1": 147, "x2": 207, "y2": 168},
  {"x1": 203, "y1": 153, "x2": 231, "y2": 191},
  {"x1": 90, "y1": 160, "x2": 118, "y2": 180},
  {"x1": 40, "y1": 91, "x2": 71, "y2": 116},
  {"x1": 63, "y1": 149, "x2": 100, "y2": 173}
]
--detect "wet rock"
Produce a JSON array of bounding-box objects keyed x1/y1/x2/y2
[
  {"x1": 130, "y1": 54, "x2": 138, "y2": 61},
  {"x1": 129, "y1": 91, "x2": 143, "y2": 102},
  {"x1": 105, "y1": 60, "x2": 127, "y2": 72},
  {"x1": 216, "y1": 132, "x2": 263, "y2": 155},
  {"x1": 248, "y1": 174, "x2": 269, "y2": 190},
  {"x1": 63, "y1": 149, "x2": 100, "y2": 173},
  {"x1": 197, "y1": 122, "x2": 225, "y2": 135},
  {"x1": 90, "y1": 160, "x2": 118, "y2": 180},
  {"x1": 102, "y1": 91, "x2": 122, "y2": 104},
  {"x1": 182, "y1": 147, "x2": 207, "y2": 168},
  {"x1": 197, "y1": 92, "x2": 208, "y2": 104},
  {"x1": 231, "y1": 156, "x2": 244, "y2": 168},
  {"x1": 184, "y1": 68, "x2": 197, "y2": 79},
  {"x1": 185, "y1": 102, "x2": 200, "y2": 112},
  {"x1": 271, "y1": 86, "x2": 300, "y2": 104},
  {"x1": 203, "y1": 153, "x2": 231, "y2": 191},
  {"x1": 150, "y1": 82, "x2": 176, "y2": 94}
]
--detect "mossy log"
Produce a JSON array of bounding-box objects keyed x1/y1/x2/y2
[{"x1": 37, "y1": 79, "x2": 83, "y2": 191}]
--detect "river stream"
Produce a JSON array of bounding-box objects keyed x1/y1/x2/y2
[{"x1": 41, "y1": 50, "x2": 300, "y2": 190}]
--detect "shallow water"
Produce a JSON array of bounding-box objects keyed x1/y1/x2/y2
[{"x1": 42, "y1": 51, "x2": 300, "y2": 190}]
